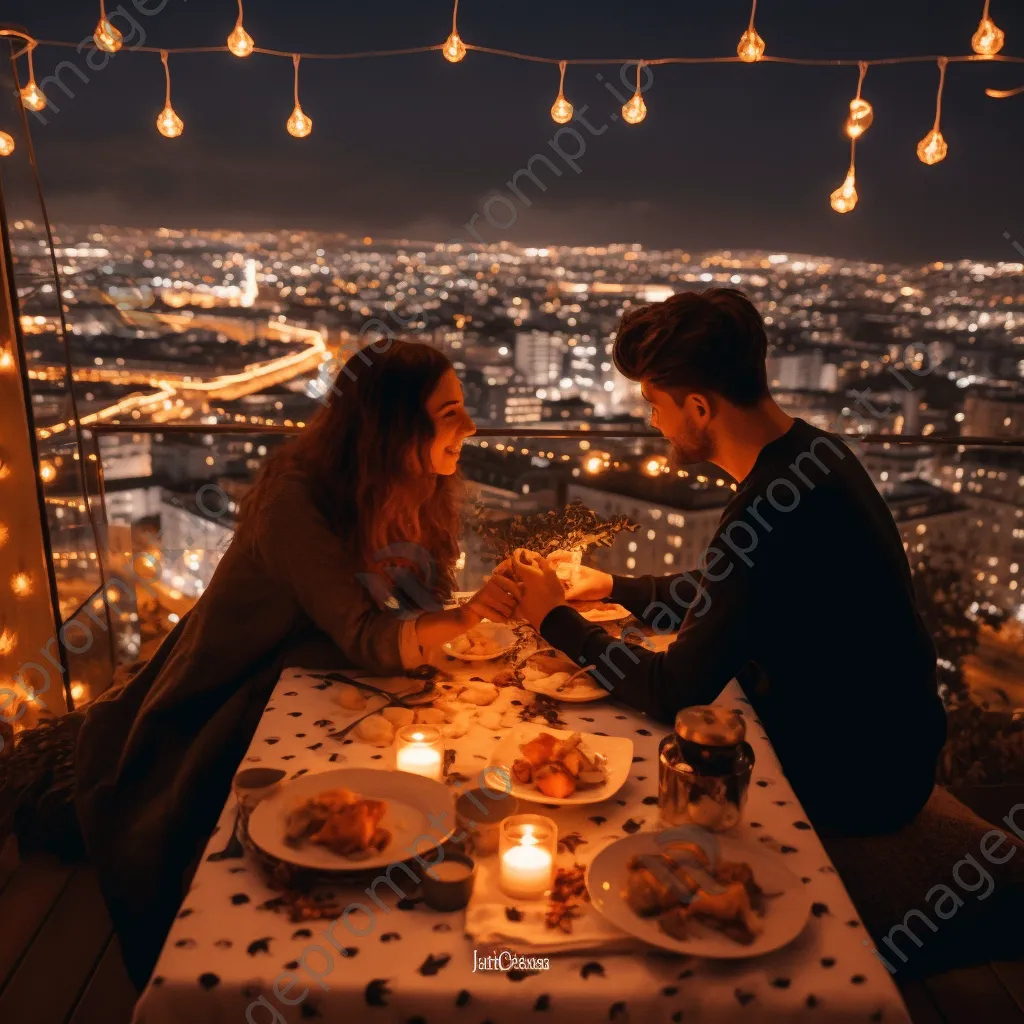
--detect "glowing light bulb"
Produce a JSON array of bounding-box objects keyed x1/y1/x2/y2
[
  {"x1": 0, "y1": 628, "x2": 15, "y2": 656},
  {"x1": 227, "y1": 22, "x2": 254, "y2": 57},
  {"x1": 916, "y1": 128, "x2": 947, "y2": 165},
  {"x1": 830, "y1": 169, "x2": 859, "y2": 213},
  {"x1": 287, "y1": 105, "x2": 313, "y2": 137},
  {"x1": 94, "y1": 18, "x2": 123, "y2": 53},
  {"x1": 39, "y1": 460, "x2": 56, "y2": 483},
  {"x1": 972, "y1": 16, "x2": 1005, "y2": 57},
  {"x1": 0, "y1": 133, "x2": 14, "y2": 158},
  {"x1": 20, "y1": 81, "x2": 46, "y2": 112},
  {"x1": 622, "y1": 90, "x2": 647, "y2": 125},
  {"x1": 443, "y1": 30, "x2": 466, "y2": 63},
  {"x1": 845, "y1": 98, "x2": 873, "y2": 139},
  {"x1": 11, "y1": 572, "x2": 33, "y2": 597},
  {"x1": 737, "y1": 28, "x2": 765, "y2": 63},
  {"x1": 0, "y1": 347, "x2": 13, "y2": 368},
  {"x1": 551, "y1": 93, "x2": 573, "y2": 124},
  {"x1": 157, "y1": 105, "x2": 184, "y2": 138}
]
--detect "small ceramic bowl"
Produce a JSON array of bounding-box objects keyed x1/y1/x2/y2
[
  {"x1": 232, "y1": 767, "x2": 286, "y2": 829},
  {"x1": 420, "y1": 852, "x2": 476, "y2": 911},
  {"x1": 455, "y1": 787, "x2": 520, "y2": 856}
]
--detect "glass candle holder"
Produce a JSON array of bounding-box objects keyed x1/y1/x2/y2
[
  {"x1": 498, "y1": 814, "x2": 557, "y2": 900},
  {"x1": 395, "y1": 725, "x2": 444, "y2": 780}
]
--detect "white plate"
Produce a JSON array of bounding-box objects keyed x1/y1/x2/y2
[
  {"x1": 442, "y1": 621, "x2": 516, "y2": 661},
  {"x1": 576, "y1": 603, "x2": 632, "y2": 623},
  {"x1": 587, "y1": 831, "x2": 812, "y2": 959},
  {"x1": 521, "y1": 671, "x2": 608, "y2": 703},
  {"x1": 487, "y1": 723, "x2": 633, "y2": 806},
  {"x1": 247, "y1": 768, "x2": 455, "y2": 872}
]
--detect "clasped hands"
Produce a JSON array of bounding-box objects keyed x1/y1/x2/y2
[{"x1": 462, "y1": 549, "x2": 574, "y2": 631}]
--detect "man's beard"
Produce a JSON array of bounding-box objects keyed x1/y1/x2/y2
[{"x1": 667, "y1": 419, "x2": 714, "y2": 465}]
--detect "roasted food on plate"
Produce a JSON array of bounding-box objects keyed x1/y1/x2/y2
[
  {"x1": 622, "y1": 842, "x2": 766, "y2": 945},
  {"x1": 511, "y1": 731, "x2": 609, "y2": 798},
  {"x1": 285, "y1": 786, "x2": 391, "y2": 859}
]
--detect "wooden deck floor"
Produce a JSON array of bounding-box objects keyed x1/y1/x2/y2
[
  {"x1": 0, "y1": 833, "x2": 1021, "y2": 1024},
  {"x1": 0, "y1": 836, "x2": 137, "y2": 1024}
]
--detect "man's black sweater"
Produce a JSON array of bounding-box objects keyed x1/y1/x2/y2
[{"x1": 540, "y1": 419, "x2": 947, "y2": 834}]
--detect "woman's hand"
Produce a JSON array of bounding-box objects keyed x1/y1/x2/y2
[
  {"x1": 547, "y1": 550, "x2": 614, "y2": 601},
  {"x1": 461, "y1": 573, "x2": 523, "y2": 625},
  {"x1": 512, "y1": 548, "x2": 568, "y2": 630}
]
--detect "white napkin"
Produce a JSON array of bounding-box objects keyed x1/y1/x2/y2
[{"x1": 464, "y1": 842, "x2": 641, "y2": 955}]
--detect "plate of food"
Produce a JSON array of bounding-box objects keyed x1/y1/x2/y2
[
  {"x1": 443, "y1": 621, "x2": 516, "y2": 661},
  {"x1": 587, "y1": 831, "x2": 811, "y2": 958},
  {"x1": 247, "y1": 768, "x2": 455, "y2": 872},
  {"x1": 487, "y1": 724, "x2": 632, "y2": 805},
  {"x1": 519, "y1": 651, "x2": 608, "y2": 703},
  {"x1": 571, "y1": 601, "x2": 633, "y2": 623}
]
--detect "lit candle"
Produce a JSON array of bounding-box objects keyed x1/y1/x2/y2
[
  {"x1": 499, "y1": 816, "x2": 556, "y2": 899},
  {"x1": 395, "y1": 726, "x2": 444, "y2": 780}
]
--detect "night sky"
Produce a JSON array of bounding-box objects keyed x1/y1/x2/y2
[{"x1": 1, "y1": 0, "x2": 1022, "y2": 261}]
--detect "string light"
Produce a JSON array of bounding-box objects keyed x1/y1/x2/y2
[
  {"x1": 0, "y1": 19, "x2": 1020, "y2": 215},
  {"x1": 20, "y1": 44, "x2": 46, "y2": 111},
  {"x1": 737, "y1": 0, "x2": 766, "y2": 63},
  {"x1": 443, "y1": 0, "x2": 467, "y2": 63},
  {"x1": 156, "y1": 50, "x2": 184, "y2": 138},
  {"x1": 830, "y1": 139, "x2": 859, "y2": 213},
  {"x1": 94, "y1": 0, "x2": 123, "y2": 54},
  {"x1": 227, "y1": 0, "x2": 254, "y2": 58},
  {"x1": 986, "y1": 83, "x2": 1024, "y2": 98},
  {"x1": 917, "y1": 58, "x2": 949, "y2": 165},
  {"x1": 11, "y1": 572, "x2": 34, "y2": 598},
  {"x1": 621, "y1": 62, "x2": 647, "y2": 124},
  {"x1": 550, "y1": 60, "x2": 573, "y2": 124},
  {"x1": 38, "y1": 460, "x2": 56, "y2": 483},
  {"x1": 972, "y1": 0, "x2": 1005, "y2": 58},
  {"x1": 287, "y1": 54, "x2": 313, "y2": 137},
  {"x1": 845, "y1": 61, "x2": 873, "y2": 139}
]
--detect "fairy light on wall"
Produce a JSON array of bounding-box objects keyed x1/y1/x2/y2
[
  {"x1": 0, "y1": 133, "x2": 13, "y2": 158},
  {"x1": 11, "y1": 572, "x2": 34, "y2": 598},
  {"x1": 845, "y1": 61, "x2": 873, "y2": 139},
  {"x1": 830, "y1": 139, "x2": 860, "y2": 213},
  {"x1": 917, "y1": 57, "x2": 949, "y2": 165},
  {"x1": 972, "y1": 0, "x2": 1005, "y2": 57},
  {"x1": 286, "y1": 54, "x2": 313, "y2": 137},
  {"x1": 94, "y1": 0, "x2": 123, "y2": 54},
  {"x1": 227, "y1": 0, "x2": 255, "y2": 58},
  {"x1": 443, "y1": 0, "x2": 467, "y2": 63},
  {"x1": 19, "y1": 44, "x2": 46, "y2": 111},
  {"x1": 621, "y1": 62, "x2": 648, "y2": 125},
  {"x1": 550, "y1": 60, "x2": 573, "y2": 124},
  {"x1": 737, "y1": 0, "x2": 766, "y2": 63},
  {"x1": 156, "y1": 50, "x2": 184, "y2": 138}
]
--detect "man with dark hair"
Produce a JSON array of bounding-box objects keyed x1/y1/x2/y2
[{"x1": 512, "y1": 288, "x2": 946, "y2": 836}]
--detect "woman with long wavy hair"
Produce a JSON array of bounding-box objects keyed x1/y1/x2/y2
[{"x1": 72, "y1": 339, "x2": 520, "y2": 989}]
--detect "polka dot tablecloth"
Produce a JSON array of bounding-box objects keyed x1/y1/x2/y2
[{"x1": 133, "y1": 657, "x2": 910, "y2": 1024}]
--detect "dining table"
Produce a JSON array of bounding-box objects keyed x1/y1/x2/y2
[{"x1": 131, "y1": 627, "x2": 912, "y2": 1024}]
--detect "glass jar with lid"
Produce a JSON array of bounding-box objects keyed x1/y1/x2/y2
[{"x1": 657, "y1": 705, "x2": 755, "y2": 831}]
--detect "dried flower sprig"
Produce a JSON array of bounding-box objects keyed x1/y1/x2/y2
[{"x1": 472, "y1": 498, "x2": 638, "y2": 564}]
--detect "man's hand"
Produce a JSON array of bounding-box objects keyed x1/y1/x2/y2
[
  {"x1": 512, "y1": 548, "x2": 567, "y2": 630},
  {"x1": 547, "y1": 550, "x2": 614, "y2": 601},
  {"x1": 462, "y1": 573, "x2": 522, "y2": 626}
]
